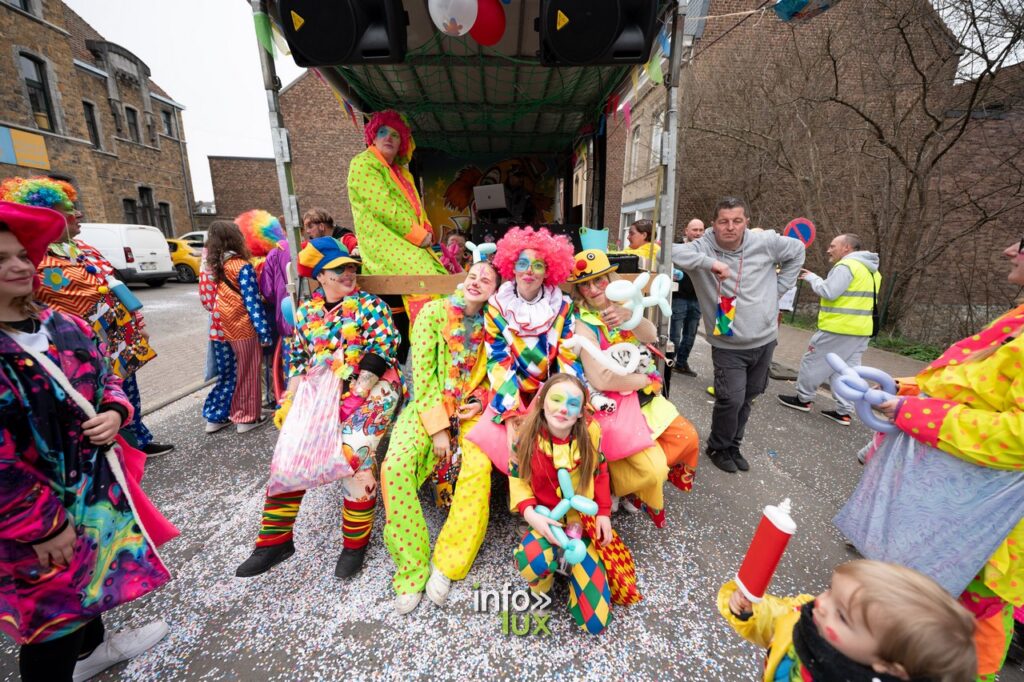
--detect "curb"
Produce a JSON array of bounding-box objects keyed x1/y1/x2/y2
[{"x1": 141, "y1": 378, "x2": 215, "y2": 417}]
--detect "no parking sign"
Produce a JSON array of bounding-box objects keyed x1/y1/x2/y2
[{"x1": 783, "y1": 218, "x2": 816, "y2": 248}]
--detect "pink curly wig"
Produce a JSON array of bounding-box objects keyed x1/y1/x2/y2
[
  {"x1": 363, "y1": 109, "x2": 415, "y2": 165},
  {"x1": 234, "y1": 209, "x2": 285, "y2": 257},
  {"x1": 493, "y1": 226, "x2": 575, "y2": 286}
]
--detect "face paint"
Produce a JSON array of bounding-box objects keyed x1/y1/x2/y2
[
  {"x1": 825, "y1": 626, "x2": 839, "y2": 643},
  {"x1": 514, "y1": 255, "x2": 547, "y2": 275},
  {"x1": 376, "y1": 126, "x2": 401, "y2": 141},
  {"x1": 546, "y1": 388, "x2": 582, "y2": 417}
]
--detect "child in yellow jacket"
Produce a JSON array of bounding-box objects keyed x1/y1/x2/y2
[{"x1": 719, "y1": 560, "x2": 977, "y2": 682}]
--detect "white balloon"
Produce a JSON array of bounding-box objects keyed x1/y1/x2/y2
[{"x1": 428, "y1": 0, "x2": 478, "y2": 37}]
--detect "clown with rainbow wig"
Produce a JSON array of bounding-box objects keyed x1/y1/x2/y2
[
  {"x1": 0, "y1": 176, "x2": 173, "y2": 456},
  {"x1": 347, "y1": 109, "x2": 447, "y2": 362}
]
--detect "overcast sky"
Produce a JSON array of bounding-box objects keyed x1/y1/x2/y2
[{"x1": 66, "y1": 0, "x2": 306, "y2": 202}]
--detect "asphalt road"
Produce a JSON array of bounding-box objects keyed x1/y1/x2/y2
[{"x1": 1, "y1": 303, "x2": 1020, "y2": 680}]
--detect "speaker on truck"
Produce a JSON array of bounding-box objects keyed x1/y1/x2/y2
[
  {"x1": 277, "y1": 0, "x2": 408, "y2": 66},
  {"x1": 538, "y1": 0, "x2": 660, "y2": 66}
]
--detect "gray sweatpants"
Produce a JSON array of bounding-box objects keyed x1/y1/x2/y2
[{"x1": 795, "y1": 330, "x2": 870, "y2": 415}]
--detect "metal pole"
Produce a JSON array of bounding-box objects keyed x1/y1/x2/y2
[
  {"x1": 658, "y1": 2, "x2": 686, "y2": 375},
  {"x1": 250, "y1": 0, "x2": 301, "y2": 303}
]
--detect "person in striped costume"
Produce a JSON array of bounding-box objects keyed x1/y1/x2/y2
[{"x1": 235, "y1": 238, "x2": 404, "y2": 579}]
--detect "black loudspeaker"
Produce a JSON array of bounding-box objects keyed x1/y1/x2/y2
[
  {"x1": 278, "y1": 0, "x2": 407, "y2": 66},
  {"x1": 538, "y1": 0, "x2": 659, "y2": 66}
]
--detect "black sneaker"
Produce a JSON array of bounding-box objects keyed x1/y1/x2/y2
[
  {"x1": 707, "y1": 449, "x2": 738, "y2": 473},
  {"x1": 141, "y1": 442, "x2": 174, "y2": 457},
  {"x1": 235, "y1": 540, "x2": 295, "y2": 577},
  {"x1": 731, "y1": 449, "x2": 750, "y2": 472},
  {"x1": 777, "y1": 395, "x2": 812, "y2": 412},
  {"x1": 335, "y1": 545, "x2": 367, "y2": 579},
  {"x1": 674, "y1": 363, "x2": 697, "y2": 377},
  {"x1": 821, "y1": 410, "x2": 852, "y2": 426}
]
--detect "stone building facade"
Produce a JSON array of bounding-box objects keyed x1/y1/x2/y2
[{"x1": 0, "y1": 0, "x2": 195, "y2": 235}]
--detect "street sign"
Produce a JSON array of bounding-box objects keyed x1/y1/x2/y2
[{"x1": 783, "y1": 218, "x2": 816, "y2": 248}]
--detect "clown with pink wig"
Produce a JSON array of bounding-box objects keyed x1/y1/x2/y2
[
  {"x1": 463, "y1": 226, "x2": 586, "y2": 474},
  {"x1": 347, "y1": 110, "x2": 447, "y2": 361}
]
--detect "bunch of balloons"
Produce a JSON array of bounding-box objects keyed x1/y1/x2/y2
[{"x1": 428, "y1": 0, "x2": 506, "y2": 46}]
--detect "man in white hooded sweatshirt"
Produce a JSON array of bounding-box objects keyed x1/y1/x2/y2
[
  {"x1": 778, "y1": 234, "x2": 882, "y2": 425},
  {"x1": 672, "y1": 197, "x2": 805, "y2": 473}
]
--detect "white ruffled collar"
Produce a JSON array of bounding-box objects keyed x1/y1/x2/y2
[{"x1": 491, "y1": 281, "x2": 565, "y2": 336}]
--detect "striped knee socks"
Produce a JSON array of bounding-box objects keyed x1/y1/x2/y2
[
  {"x1": 255, "y1": 490, "x2": 305, "y2": 547},
  {"x1": 342, "y1": 498, "x2": 375, "y2": 550}
]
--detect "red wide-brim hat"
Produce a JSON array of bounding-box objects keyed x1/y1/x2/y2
[{"x1": 0, "y1": 201, "x2": 66, "y2": 266}]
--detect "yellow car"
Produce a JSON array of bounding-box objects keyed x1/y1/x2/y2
[{"x1": 166, "y1": 238, "x2": 202, "y2": 283}]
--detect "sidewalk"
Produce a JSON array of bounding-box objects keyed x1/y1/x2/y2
[{"x1": 774, "y1": 323, "x2": 926, "y2": 379}]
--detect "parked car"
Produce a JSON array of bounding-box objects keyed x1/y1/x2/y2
[
  {"x1": 166, "y1": 238, "x2": 202, "y2": 283},
  {"x1": 179, "y1": 230, "x2": 208, "y2": 246},
  {"x1": 78, "y1": 223, "x2": 176, "y2": 287}
]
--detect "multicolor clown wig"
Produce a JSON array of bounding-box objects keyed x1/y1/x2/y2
[
  {"x1": 363, "y1": 109, "x2": 415, "y2": 165},
  {"x1": 234, "y1": 209, "x2": 285, "y2": 257},
  {"x1": 493, "y1": 226, "x2": 575, "y2": 287},
  {"x1": 0, "y1": 176, "x2": 77, "y2": 214}
]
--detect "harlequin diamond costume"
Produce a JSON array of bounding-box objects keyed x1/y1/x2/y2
[
  {"x1": 236, "y1": 238, "x2": 404, "y2": 579},
  {"x1": 347, "y1": 110, "x2": 447, "y2": 361},
  {"x1": 0, "y1": 176, "x2": 171, "y2": 455},
  {"x1": 381, "y1": 283, "x2": 493, "y2": 610}
]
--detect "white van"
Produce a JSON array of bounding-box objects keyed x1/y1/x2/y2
[{"x1": 78, "y1": 223, "x2": 176, "y2": 287}]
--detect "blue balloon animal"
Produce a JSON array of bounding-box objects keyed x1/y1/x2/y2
[
  {"x1": 826, "y1": 353, "x2": 899, "y2": 433},
  {"x1": 533, "y1": 469, "x2": 599, "y2": 565}
]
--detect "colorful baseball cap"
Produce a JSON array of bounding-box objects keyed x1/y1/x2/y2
[
  {"x1": 569, "y1": 249, "x2": 618, "y2": 283},
  {"x1": 0, "y1": 201, "x2": 67, "y2": 266},
  {"x1": 297, "y1": 237, "x2": 360, "y2": 278}
]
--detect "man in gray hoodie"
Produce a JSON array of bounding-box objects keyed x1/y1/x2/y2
[
  {"x1": 778, "y1": 234, "x2": 882, "y2": 425},
  {"x1": 672, "y1": 197, "x2": 805, "y2": 473}
]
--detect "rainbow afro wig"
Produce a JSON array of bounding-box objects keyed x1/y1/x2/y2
[
  {"x1": 364, "y1": 109, "x2": 415, "y2": 165},
  {"x1": 234, "y1": 210, "x2": 285, "y2": 257},
  {"x1": 493, "y1": 226, "x2": 575, "y2": 287},
  {"x1": 0, "y1": 176, "x2": 77, "y2": 214}
]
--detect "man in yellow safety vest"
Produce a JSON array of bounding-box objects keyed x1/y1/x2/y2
[{"x1": 777, "y1": 234, "x2": 881, "y2": 425}]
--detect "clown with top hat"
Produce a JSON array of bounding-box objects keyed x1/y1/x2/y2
[
  {"x1": 235, "y1": 237, "x2": 405, "y2": 580},
  {"x1": 568, "y1": 248, "x2": 701, "y2": 526}
]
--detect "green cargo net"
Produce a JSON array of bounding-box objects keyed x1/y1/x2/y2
[{"x1": 332, "y1": 34, "x2": 630, "y2": 155}]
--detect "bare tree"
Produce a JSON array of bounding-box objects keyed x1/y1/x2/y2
[{"x1": 679, "y1": 0, "x2": 1024, "y2": 341}]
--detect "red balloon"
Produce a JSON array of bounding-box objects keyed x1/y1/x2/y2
[{"x1": 470, "y1": 0, "x2": 506, "y2": 46}]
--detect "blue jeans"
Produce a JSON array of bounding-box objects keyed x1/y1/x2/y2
[{"x1": 669, "y1": 297, "x2": 701, "y2": 366}]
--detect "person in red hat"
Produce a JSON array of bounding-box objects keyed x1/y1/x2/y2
[
  {"x1": 0, "y1": 176, "x2": 174, "y2": 457},
  {"x1": 235, "y1": 237, "x2": 404, "y2": 580},
  {"x1": 0, "y1": 201, "x2": 171, "y2": 681}
]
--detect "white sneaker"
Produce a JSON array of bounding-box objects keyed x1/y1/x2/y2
[
  {"x1": 610, "y1": 495, "x2": 620, "y2": 513},
  {"x1": 73, "y1": 620, "x2": 169, "y2": 682},
  {"x1": 205, "y1": 421, "x2": 231, "y2": 433},
  {"x1": 424, "y1": 565, "x2": 452, "y2": 606},
  {"x1": 394, "y1": 592, "x2": 422, "y2": 615},
  {"x1": 620, "y1": 497, "x2": 640, "y2": 514},
  {"x1": 236, "y1": 417, "x2": 268, "y2": 434}
]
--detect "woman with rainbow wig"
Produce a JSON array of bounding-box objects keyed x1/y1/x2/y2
[
  {"x1": 464, "y1": 226, "x2": 586, "y2": 475},
  {"x1": 0, "y1": 176, "x2": 173, "y2": 456},
  {"x1": 347, "y1": 109, "x2": 447, "y2": 363}
]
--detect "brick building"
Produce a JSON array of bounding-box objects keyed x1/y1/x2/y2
[
  {"x1": 207, "y1": 155, "x2": 278, "y2": 223},
  {"x1": 207, "y1": 70, "x2": 366, "y2": 228},
  {"x1": 0, "y1": 0, "x2": 195, "y2": 235}
]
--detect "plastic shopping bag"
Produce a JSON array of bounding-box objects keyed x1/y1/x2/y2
[{"x1": 267, "y1": 366, "x2": 352, "y2": 494}]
